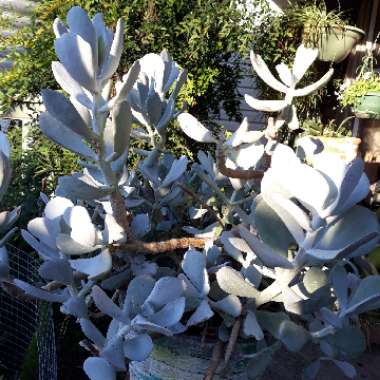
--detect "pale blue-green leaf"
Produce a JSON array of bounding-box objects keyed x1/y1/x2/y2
[
  {"x1": 14, "y1": 279, "x2": 68, "y2": 303},
  {"x1": 80, "y1": 318, "x2": 105, "y2": 349},
  {"x1": 91, "y1": 285, "x2": 124, "y2": 320},
  {"x1": 112, "y1": 100, "x2": 132, "y2": 159},
  {"x1": 39, "y1": 258, "x2": 73, "y2": 285},
  {"x1": 131, "y1": 315, "x2": 173, "y2": 335},
  {"x1": 56, "y1": 173, "x2": 112, "y2": 201},
  {"x1": 51, "y1": 62, "x2": 92, "y2": 109},
  {"x1": 331, "y1": 265, "x2": 348, "y2": 309},
  {"x1": 101, "y1": 269, "x2": 130, "y2": 290},
  {"x1": 42, "y1": 90, "x2": 92, "y2": 140},
  {"x1": 131, "y1": 213, "x2": 150, "y2": 238},
  {"x1": 294, "y1": 69, "x2": 334, "y2": 97},
  {"x1": 124, "y1": 334, "x2": 153, "y2": 362},
  {"x1": 161, "y1": 156, "x2": 188, "y2": 188},
  {"x1": 214, "y1": 295, "x2": 242, "y2": 317},
  {"x1": 177, "y1": 113, "x2": 216, "y2": 143},
  {"x1": 0, "y1": 206, "x2": 21, "y2": 233},
  {"x1": 40, "y1": 112, "x2": 96, "y2": 160},
  {"x1": 246, "y1": 342, "x2": 281, "y2": 379},
  {"x1": 99, "y1": 18, "x2": 124, "y2": 80},
  {"x1": 103, "y1": 214, "x2": 126, "y2": 244},
  {"x1": 186, "y1": 299, "x2": 214, "y2": 327},
  {"x1": 70, "y1": 249, "x2": 112, "y2": 279},
  {"x1": 114, "y1": 60, "x2": 141, "y2": 103},
  {"x1": 148, "y1": 297, "x2": 185, "y2": 327},
  {"x1": 0, "y1": 246, "x2": 9, "y2": 278},
  {"x1": 102, "y1": 335, "x2": 125, "y2": 370},
  {"x1": 243, "y1": 310, "x2": 264, "y2": 340},
  {"x1": 83, "y1": 357, "x2": 116, "y2": 380},
  {"x1": 21, "y1": 229, "x2": 59, "y2": 261},
  {"x1": 67, "y1": 6, "x2": 95, "y2": 49},
  {"x1": 333, "y1": 360, "x2": 356, "y2": 378},
  {"x1": 243, "y1": 265, "x2": 262, "y2": 288},
  {"x1": 244, "y1": 95, "x2": 287, "y2": 112},
  {"x1": 303, "y1": 267, "x2": 328, "y2": 294},
  {"x1": 216, "y1": 267, "x2": 259, "y2": 298},
  {"x1": 57, "y1": 233, "x2": 97, "y2": 256},
  {"x1": 55, "y1": 33, "x2": 96, "y2": 91},
  {"x1": 250, "y1": 51, "x2": 288, "y2": 93},
  {"x1": 0, "y1": 131, "x2": 10, "y2": 157},
  {"x1": 53, "y1": 18, "x2": 67, "y2": 38},
  {"x1": 0, "y1": 152, "x2": 12, "y2": 200},
  {"x1": 238, "y1": 225, "x2": 293, "y2": 269},
  {"x1": 144, "y1": 276, "x2": 185, "y2": 309},
  {"x1": 293, "y1": 45, "x2": 318, "y2": 82},
  {"x1": 124, "y1": 275, "x2": 155, "y2": 317},
  {"x1": 61, "y1": 296, "x2": 88, "y2": 318},
  {"x1": 27, "y1": 217, "x2": 56, "y2": 249},
  {"x1": 344, "y1": 275, "x2": 380, "y2": 315},
  {"x1": 182, "y1": 249, "x2": 209, "y2": 296},
  {"x1": 275, "y1": 63, "x2": 296, "y2": 87},
  {"x1": 278, "y1": 320, "x2": 310, "y2": 352},
  {"x1": 256, "y1": 310, "x2": 289, "y2": 339}
]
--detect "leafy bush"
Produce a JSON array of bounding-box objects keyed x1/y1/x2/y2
[{"x1": 1, "y1": 7, "x2": 379, "y2": 380}]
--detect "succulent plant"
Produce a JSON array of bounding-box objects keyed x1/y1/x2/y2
[{"x1": 2, "y1": 7, "x2": 380, "y2": 380}]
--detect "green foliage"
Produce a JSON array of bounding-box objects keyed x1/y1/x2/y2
[
  {"x1": 0, "y1": 0, "x2": 260, "y2": 121},
  {"x1": 341, "y1": 75, "x2": 380, "y2": 107},
  {"x1": 2, "y1": 123, "x2": 80, "y2": 226}
]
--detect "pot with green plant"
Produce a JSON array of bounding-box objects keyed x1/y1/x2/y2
[
  {"x1": 341, "y1": 55, "x2": 380, "y2": 119},
  {"x1": 292, "y1": 1, "x2": 365, "y2": 63}
]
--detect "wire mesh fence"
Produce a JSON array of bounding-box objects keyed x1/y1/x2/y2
[{"x1": 0, "y1": 244, "x2": 57, "y2": 380}]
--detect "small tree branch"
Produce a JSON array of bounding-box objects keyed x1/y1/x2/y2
[
  {"x1": 119, "y1": 237, "x2": 209, "y2": 254},
  {"x1": 221, "y1": 317, "x2": 241, "y2": 372},
  {"x1": 110, "y1": 191, "x2": 135, "y2": 240},
  {"x1": 204, "y1": 340, "x2": 224, "y2": 380}
]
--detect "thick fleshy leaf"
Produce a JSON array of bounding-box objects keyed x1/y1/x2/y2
[
  {"x1": 67, "y1": 6, "x2": 95, "y2": 48},
  {"x1": 91, "y1": 286, "x2": 124, "y2": 320},
  {"x1": 182, "y1": 249, "x2": 209, "y2": 296},
  {"x1": 214, "y1": 295, "x2": 242, "y2": 317},
  {"x1": 244, "y1": 95, "x2": 287, "y2": 112},
  {"x1": 313, "y1": 206, "x2": 380, "y2": 259},
  {"x1": 40, "y1": 112, "x2": 96, "y2": 160},
  {"x1": 112, "y1": 100, "x2": 132, "y2": 159},
  {"x1": 0, "y1": 207, "x2": 20, "y2": 234},
  {"x1": 0, "y1": 246, "x2": 9, "y2": 278},
  {"x1": 243, "y1": 310, "x2": 264, "y2": 340},
  {"x1": 56, "y1": 173, "x2": 112, "y2": 201},
  {"x1": 21, "y1": 229, "x2": 59, "y2": 261},
  {"x1": 102, "y1": 335, "x2": 125, "y2": 370},
  {"x1": 42, "y1": 89, "x2": 92, "y2": 140},
  {"x1": 177, "y1": 113, "x2": 216, "y2": 143},
  {"x1": 124, "y1": 275, "x2": 156, "y2": 317},
  {"x1": 333, "y1": 360, "x2": 356, "y2": 378},
  {"x1": 123, "y1": 334, "x2": 153, "y2": 362},
  {"x1": 255, "y1": 196, "x2": 298, "y2": 253},
  {"x1": 246, "y1": 343, "x2": 281, "y2": 380},
  {"x1": 326, "y1": 326, "x2": 366, "y2": 359},
  {"x1": 344, "y1": 275, "x2": 380, "y2": 315},
  {"x1": 294, "y1": 69, "x2": 334, "y2": 97},
  {"x1": 161, "y1": 156, "x2": 188, "y2": 187},
  {"x1": 114, "y1": 60, "x2": 141, "y2": 104},
  {"x1": 64, "y1": 206, "x2": 96, "y2": 247},
  {"x1": 303, "y1": 267, "x2": 328, "y2": 294},
  {"x1": 57, "y1": 234, "x2": 97, "y2": 256},
  {"x1": 238, "y1": 226, "x2": 293, "y2": 269},
  {"x1": 292, "y1": 45, "x2": 318, "y2": 82},
  {"x1": 83, "y1": 357, "x2": 116, "y2": 380},
  {"x1": 220, "y1": 231, "x2": 245, "y2": 264},
  {"x1": 216, "y1": 267, "x2": 259, "y2": 298},
  {"x1": 61, "y1": 296, "x2": 88, "y2": 318},
  {"x1": 148, "y1": 297, "x2": 185, "y2": 327},
  {"x1": 28, "y1": 217, "x2": 57, "y2": 249},
  {"x1": 278, "y1": 320, "x2": 310, "y2": 352},
  {"x1": 70, "y1": 250, "x2": 112, "y2": 279},
  {"x1": 331, "y1": 265, "x2": 348, "y2": 309},
  {"x1": 275, "y1": 63, "x2": 295, "y2": 87},
  {"x1": 99, "y1": 18, "x2": 124, "y2": 80},
  {"x1": 186, "y1": 299, "x2": 214, "y2": 327},
  {"x1": 53, "y1": 18, "x2": 67, "y2": 38},
  {"x1": 131, "y1": 315, "x2": 173, "y2": 335},
  {"x1": 14, "y1": 279, "x2": 68, "y2": 303},
  {"x1": 144, "y1": 277, "x2": 185, "y2": 309},
  {"x1": 131, "y1": 213, "x2": 150, "y2": 238},
  {"x1": 250, "y1": 51, "x2": 288, "y2": 93},
  {"x1": 80, "y1": 318, "x2": 105, "y2": 349},
  {"x1": 51, "y1": 61, "x2": 92, "y2": 109},
  {"x1": 55, "y1": 33, "x2": 96, "y2": 91},
  {"x1": 39, "y1": 258, "x2": 73, "y2": 285}
]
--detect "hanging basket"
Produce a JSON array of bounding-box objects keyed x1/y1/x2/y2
[
  {"x1": 315, "y1": 26, "x2": 365, "y2": 63},
  {"x1": 353, "y1": 93, "x2": 380, "y2": 120},
  {"x1": 129, "y1": 335, "x2": 257, "y2": 380}
]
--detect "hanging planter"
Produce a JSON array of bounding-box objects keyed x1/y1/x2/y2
[
  {"x1": 340, "y1": 54, "x2": 380, "y2": 119},
  {"x1": 292, "y1": 2, "x2": 365, "y2": 63},
  {"x1": 353, "y1": 92, "x2": 380, "y2": 119},
  {"x1": 316, "y1": 26, "x2": 365, "y2": 63}
]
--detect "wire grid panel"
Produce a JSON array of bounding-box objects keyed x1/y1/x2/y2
[{"x1": 0, "y1": 244, "x2": 57, "y2": 380}]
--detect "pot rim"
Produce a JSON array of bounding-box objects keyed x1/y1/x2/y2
[{"x1": 321, "y1": 25, "x2": 366, "y2": 36}]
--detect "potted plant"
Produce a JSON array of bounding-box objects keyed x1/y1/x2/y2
[
  {"x1": 340, "y1": 54, "x2": 380, "y2": 119},
  {"x1": 1, "y1": 7, "x2": 380, "y2": 380},
  {"x1": 291, "y1": 1, "x2": 365, "y2": 63}
]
